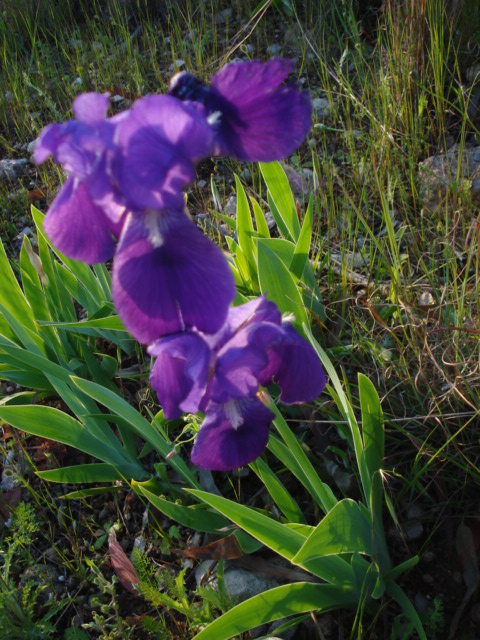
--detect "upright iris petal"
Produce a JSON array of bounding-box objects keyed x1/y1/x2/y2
[
  {"x1": 113, "y1": 209, "x2": 236, "y2": 344},
  {"x1": 112, "y1": 95, "x2": 213, "y2": 212},
  {"x1": 169, "y1": 58, "x2": 312, "y2": 162}
]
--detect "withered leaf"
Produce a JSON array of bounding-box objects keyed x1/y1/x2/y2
[
  {"x1": 173, "y1": 534, "x2": 244, "y2": 561},
  {"x1": 108, "y1": 529, "x2": 140, "y2": 595}
]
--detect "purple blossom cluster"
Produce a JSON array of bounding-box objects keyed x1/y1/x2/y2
[
  {"x1": 149, "y1": 296, "x2": 326, "y2": 470},
  {"x1": 35, "y1": 58, "x2": 325, "y2": 469}
]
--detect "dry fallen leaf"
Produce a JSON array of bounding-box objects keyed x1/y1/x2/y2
[
  {"x1": 108, "y1": 529, "x2": 140, "y2": 595},
  {"x1": 173, "y1": 534, "x2": 244, "y2": 561}
]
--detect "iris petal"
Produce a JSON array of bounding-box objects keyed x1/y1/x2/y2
[
  {"x1": 149, "y1": 332, "x2": 210, "y2": 419},
  {"x1": 114, "y1": 95, "x2": 213, "y2": 211},
  {"x1": 191, "y1": 397, "x2": 273, "y2": 470},
  {"x1": 209, "y1": 58, "x2": 312, "y2": 161},
  {"x1": 259, "y1": 323, "x2": 327, "y2": 404},
  {"x1": 73, "y1": 92, "x2": 110, "y2": 125},
  {"x1": 43, "y1": 178, "x2": 117, "y2": 263},
  {"x1": 210, "y1": 322, "x2": 281, "y2": 404},
  {"x1": 112, "y1": 209, "x2": 235, "y2": 344}
]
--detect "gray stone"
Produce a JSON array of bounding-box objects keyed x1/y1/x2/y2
[
  {"x1": 222, "y1": 567, "x2": 280, "y2": 604},
  {"x1": 419, "y1": 144, "x2": 480, "y2": 210},
  {"x1": 1, "y1": 468, "x2": 21, "y2": 491},
  {"x1": 169, "y1": 59, "x2": 185, "y2": 72},
  {"x1": 0, "y1": 158, "x2": 28, "y2": 181},
  {"x1": 312, "y1": 97, "x2": 331, "y2": 121},
  {"x1": 280, "y1": 162, "x2": 314, "y2": 198},
  {"x1": 267, "y1": 44, "x2": 282, "y2": 56},
  {"x1": 224, "y1": 195, "x2": 237, "y2": 217}
]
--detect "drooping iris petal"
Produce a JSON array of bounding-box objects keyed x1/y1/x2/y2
[
  {"x1": 209, "y1": 58, "x2": 312, "y2": 161},
  {"x1": 113, "y1": 95, "x2": 213, "y2": 211},
  {"x1": 191, "y1": 397, "x2": 273, "y2": 470},
  {"x1": 112, "y1": 209, "x2": 235, "y2": 344},
  {"x1": 33, "y1": 123, "x2": 65, "y2": 164},
  {"x1": 148, "y1": 332, "x2": 211, "y2": 419},
  {"x1": 258, "y1": 323, "x2": 327, "y2": 404},
  {"x1": 43, "y1": 178, "x2": 117, "y2": 263}
]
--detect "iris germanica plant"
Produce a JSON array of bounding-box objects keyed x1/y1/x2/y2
[
  {"x1": 34, "y1": 58, "x2": 320, "y2": 469},
  {"x1": 148, "y1": 297, "x2": 326, "y2": 470}
]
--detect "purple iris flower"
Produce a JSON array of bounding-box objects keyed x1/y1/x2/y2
[
  {"x1": 148, "y1": 296, "x2": 326, "y2": 471},
  {"x1": 34, "y1": 93, "x2": 125, "y2": 263},
  {"x1": 35, "y1": 92, "x2": 234, "y2": 342},
  {"x1": 168, "y1": 58, "x2": 312, "y2": 162}
]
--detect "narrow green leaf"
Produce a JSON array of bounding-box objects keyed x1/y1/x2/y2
[
  {"x1": 42, "y1": 316, "x2": 126, "y2": 331},
  {"x1": 193, "y1": 582, "x2": 357, "y2": 640},
  {"x1": 62, "y1": 486, "x2": 123, "y2": 499},
  {"x1": 267, "y1": 192, "x2": 291, "y2": 239},
  {"x1": 250, "y1": 196, "x2": 270, "y2": 238},
  {"x1": 250, "y1": 458, "x2": 306, "y2": 524},
  {"x1": 37, "y1": 463, "x2": 124, "y2": 484},
  {"x1": 187, "y1": 489, "x2": 305, "y2": 560},
  {"x1": 303, "y1": 326, "x2": 372, "y2": 503},
  {"x1": 268, "y1": 404, "x2": 337, "y2": 513},
  {"x1": 0, "y1": 405, "x2": 134, "y2": 471},
  {"x1": 225, "y1": 237, "x2": 252, "y2": 289},
  {"x1": 386, "y1": 582, "x2": 427, "y2": 640},
  {"x1": 290, "y1": 195, "x2": 313, "y2": 279},
  {"x1": 235, "y1": 174, "x2": 256, "y2": 268},
  {"x1": 257, "y1": 241, "x2": 308, "y2": 326},
  {"x1": 0, "y1": 237, "x2": 37, "y2": 333},
  {"x1": 267, "y1": 435, "x2": 335, "y2": 512},
  {"x1": 260, "y1": 161, "x2": 300, "y2": 241},
  {"x1": 292, "y1": 500, "x2": 373, "y2": 563},
  {"x1": 135, "y1": 484, "x2": 229, "y2": 533},
  {"x1": 358, "y1": 373, "x2": 384, "y2": 480},
  {"x1": 72, "y1": 377, "x2": 200, "y2": 489}
]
